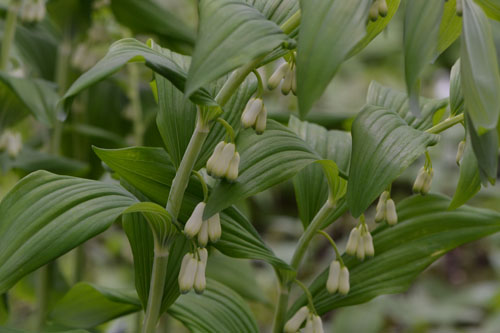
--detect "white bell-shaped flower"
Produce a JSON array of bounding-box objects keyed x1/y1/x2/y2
[
  {"x1": 206, "y1": 141, "x2": 225, "y2": 175},
  {"x1": 312, "y1": 315, "x2": 324, "y2": 333},
  {"x1": 225, "y1": 152, "x2": 240, "y2": 181},
  {"x1": 267, "y1": 62, "x2": 289, "y2": 90},
  {"x1": 326, "y1": 260, "x2": 341, "y2": 294},
  {"x1": 456, "y1": 140, "x2": 466, "y2": 165},
  {"x1": 213, "y1": 142, "x2": 236, "y2": 178},
  {"x1": 197, "y1": 220, "x2": 209, "y2": 247},
  {"x1": 178, "y1": 253, "x2": 198, "y2": 293},
  {"x1": 363, "y1": 232, "x2": 375, "y2": 257},
  {"x1": 345, "y1": 227, "x2": 360, "y2": 256},
  {"x1": 241, "y1": 98, "x2": 263, "y2": 129},
  {"x1": 208, "y1": 213, "x2": 221, "y2": 243},
  {"x1": 281, "y1": 66, "x2": 294, "y2": 96},
  {"x1": 194, "y1": 248, "x2": 208, "y2": 294},
  {"x1": 338, "y1": 266, "x2": 350, "y2": 295},
  {"x1": 284, "y1": 306, "x2": 309, "y2": 333},
  {"x1": 255, "y1": 105, "x2": 267, "y2": 134},
  {"x1": 184, "y1": 202, "x2": 205, "y2": 238},
  {"x1": 385, "y1": 199, "x2": 398, "y2": 225}
]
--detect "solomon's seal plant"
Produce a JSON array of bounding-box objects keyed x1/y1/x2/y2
[{"x1": 1, "y1": 0, "x2": 500, "y2": 332}]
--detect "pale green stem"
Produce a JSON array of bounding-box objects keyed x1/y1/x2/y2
[
  {"x1": 425, "y1": 113, "x2": 464, "y2": 134},
  {"x1": 142, "y1": 248, "x2": 169, "y2": 333},
  {"x1": 35, "y1": 264, "x2": 50, "y2": 332},
  {"x1": 294, "y1": 279, "x2": 316, "y2": 315},
  {"x1": 317, "y1": 230, "x2": 344, "y2": 266},
  {"x1": 281, "y1": 10, "x2": 301, "y2": 35},
  {"x1": 0, "y1": 0, "x2": 19, "y2": 71}
]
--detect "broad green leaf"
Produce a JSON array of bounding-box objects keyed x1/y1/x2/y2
[
  {"x1": 435, "y1": 0, "x2": 462, "y2": 59},
  {"x1": 0, "y1": 293, "x2": 7, "y2": 324},
  {"x1": 404, "y1": 0, "x2": 444, "y2": 115},
  {"x1": 449, "y1": 59, "x2": 464, "y2": 116},
  {"x1": 449, "y1": 138, "x2": 481, "y2": 209},
  {"x1": 290, "y1": 194, "x2": 500, "y2": 315},
  {"x1": 49, "y1": 283, "x2": 141, "y2": 329},
  {"x1": 366, "y1": 81, "x2": 448, "y2": 131},
  {"x1": 461, "y1": 0, "x2": 500, "y2": 131},
  {"x1": 204, "y1": 120, "x2": 319, "y2": 219},
  {"x1": 348, "y1": 0, "x2": 402, "y2": 58},
  {"x1": 62, "y1": 38, "x2": 215, "y2": 111},
  {"x1": 466, "y1": 114, "x2": 498, "y2": 185},
  {"x1": 185, "y1": 0, "x2": 288, "y2": 98},
  {"x1": 289, "y1": 116, "x2": 351, "y2": 226},
  {"x1": 94, "y1": 146, "x2": 290, "y2": 270},
  {"x1": 246, "y1": 0, "x2": 300, "y2": 26},
  {"x1": 477, "y1": 0, "x2": 500, "y2": 20},
  {"x1": 110, "y1": 0, "x2": 196, "y2": 54},
  {"x1": 0, "y1": 72, "x2": 59, "y2": 129},
  {"x1": 347, "y1": 106, "x2": 440, "y2": 217},
  {"x1": 0, "y1": 171, "x2": 137, "y2": 293},
  {"x1": 297, "y1": 0, "x2": 370, "y2": 117},
  {"x1": 169, "y1": 279, "x2": 258, "y2": 333}
]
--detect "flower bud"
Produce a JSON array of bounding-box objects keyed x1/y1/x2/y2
[
  {"x1": 304, "y1": 317, "x2": 314, "y2": 333},
  {"x1": 346, "y1": 227, "x2": 360, "y2": 256},
  {"x1": 375, "y1": 191, "x2": 388, "y2": 222},
  {"x1": 363, "y1": 232, "x2": 375, "y2": 257},
  {"x1": 206, "y1": 141, "x2": 225, "y2": 175},
  {"x1": 338, "y1": 266, "x2": 350, "y2": 295},
  {"x1": 208, "y1": 213, "x2": 221, "y2": 243},
  {"x1": 369, "y1": 1, "x2": 380, "y2": 21},
  {"x1": 312, "y1": 315, "x2": 324, "y2": 333},
  {"x1": 194, "y1": 256, "x2": 207, "y2": 294},
  {"x1": 255, "y1": 105, "x2": 267, "y2": 134},
  {"x1": 0, "y1": 130, "x2": 22, "y2": 158},
  {"x1": 241, "y1": 98, "x2": 263, "y2": 128},
  {"x1": 225, "y1": 151, "x2": 240, "y2": 182},
  {"x1": 291, "y1": 68, "x2": 297, "y2": 96},
  {"x1": 355, "y1": 235, "x2": 365, "y2": 260},
  {"x1": 178, "y1": 253, "x2": 197, "y2": 293},
  {"x1": 35, "y1": 0, "x2": 46, "y2": 21},
  {"x1": 281, "y1": 66, "x2": 294, "y2": 95},
  {"x1": 378, "y1": 0, "x2": 388, "y2": 17},
  {"x1": 326, "y1": 260, "x2": 341, "y2": 294},
  {"x1": 213, "y1": 142, "x2": 235, "y2": 178},
  {"x1": 421, "y1": 168, "x2": 434, "y2": 195},
  {"x1": 267, "y1": 62, "x2": 289, "y2": 90},
  {"x1": 385, "y1": 199, "x2": 397, "y2": 225},
  {"x1": 412, "y1": 167, "x2": 427, "y2": 194},
  {"x1": 197, "y1": 220, "x2": 209, "y2": 247},
  {"x1": 184, "y1": 202, "x2": 205, "y2": 238},
  {"x1": 456, "y1": 140, "x2": 465, "y2": 165},
  {"x1": 284, "y1": 306, "x2": 309, "y2": 333}
]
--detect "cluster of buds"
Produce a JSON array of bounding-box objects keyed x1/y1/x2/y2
[
  {"x1": 346, "y1": 224, "x2": 374, "y2": 260},
  {"x1": 184, "y1": 202, "x2": 221, "y2": 247},
  {"x1": 267, "y1": 59, "x2": 297, "y2": 96},
  {"x1": 206, "y1": 141, "x2": 240, "y2": 181},
  {"x1": 412, "y1": 166, "x2": 434, "y2": 195},
  {"x1": 284, "y1": 306, "x2": 323, "y2": 333},
  {"x1": 178, "y1": 248, "x2": 208, "y2": 294},
  {"x1": 241, "y1": 97, "x2": 267, "y2": 134},
  {"x1": 20, "y1": 0, "x2": 46, "y2": 23},
  {"x1": 456, "y1": 140, "x2": 466, "y2": 165},
  {"x1": 369, "y1": 0, "x2": 388, "y2": 21},
  {"x1": 326, "y1": 260, "x2": 350, "y2": 295},
  {"x1": 0, "y1": 130, "x2": 22, "y2": 158},
  {"x1": 375, "y1": 191, "x2": 398, "y2": 225}
]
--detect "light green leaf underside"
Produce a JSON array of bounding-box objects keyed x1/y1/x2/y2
[
  {"x1": 289, "y1": 116, "x2": 351, "y2": 226},
  {"x1": 204, "y1": 120, "x2": 319, "y2": 219},
  {"x1": 0, "y1": 171, "x2": 137, "y2": 293},
  {"x1": 461, "y1": 0, "x2": 500, "y2": 131},
  {"x1": 62, "y1": 38, "x2": 215, "y2": 110},
  {"x1": 449, "y1": 59, "x2": 464, "y2": 116},
  {"x1": 435, "y1": 0, "x2": 462, "y2": 59},
  {"x1": 290, "y1": 194, "x2": 500, "y2": 315},
  {"x1": 347, "y1": 106, "x2": 440, "y2": 217},
  {"x1": 366, "y1": 81, "x2": 448, "y2": 131},
  {"x1": 449, "y1": 138, "x2": 481, "y2": 209},
  {"x1": 94, "y1": 146, "x2": 290, "y2": 270},
  {"x1": 185, "y1": 0, "x2": 287, "y2": 97},
  {"x1": 297, "y1": 0, "x2": 370, "y2": 117},
  {"x1": 404, "y1": 0, "x2": 444, "y2": 115}
]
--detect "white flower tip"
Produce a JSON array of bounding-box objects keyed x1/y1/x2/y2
[
  {"x1": 386, "y1": 199, "x2": 398, "y2": 225},
  {"x1": 364, "y1": 233, "x2": 375, "y2": 257},
  {"x1": 284, "y1": 306, "x2": 309, "y2": 333},
  {"x1": 197, "y1": 221, "x2": 209, "y2": 247},
  {"x1": 184, "y1": 202, "x2": 206, "y2": 237},
  {"x1": 194, "y1": 260, "x2": 206, "y2": 294},
  {"x1": 225, "y1": 152, "x2": 240, "y2": 182},
  {"x1": 255, "y1": 106, "x2": 267, "y2": 134},
  {"x1": 345, "y1": 227, "x2": 360, "y2": 256},
  {"x1": 178, "y1": 255, "x2": 197, "y2": 293},
  {"x1": 326, "y1": 260, "x2": 341, "y2": 294},
  {"x1": 339, "y1": 267, "x2": 350, "y2": 295},
  {"x1": 208, "y1": 213, "x2": 222, "y2": 242},
  {"x1": 312, "y1": 315, "x2": 324, "y2": 333}
]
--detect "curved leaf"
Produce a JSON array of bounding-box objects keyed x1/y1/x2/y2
[
  {"x1": 204, "y1": 120, "x2": 319, "y2": 219},
  {"x1": 185, "y1": 0, "x2": 287, "y2": 97},
  {"x1": 247, "y1": 0, "x2": 299, "y2": 26},
  {"x1": 449, "y1": 59, "x2": 464, "y2": 116},
  {"x1": 366, "y1": 81, "x2": 448, "y2": 131},
  {"x1": 62, "y1": 38, "x2": 215, "y2": 111},
  {"x1": 0, "y1": 171, "x2": 137, "y2": 293},
  {"x1": 290, "y1": 194, "x2": 500, "y2": 315},
  {"x1": 346, "y1": 106, "x2": 440, "y2": 217},
  {"x1": 404, "y1": 0, "x2": 444, "y2": 115},
  {"x1": 169, "y1": 279, "x2": 258, "y2": 333},
  {"x1": 435, "y1": 0, "x2": 462, "y2": 59},
  {"x1": 297, "y1": 0, "x2": 370, "y2": 117},
  {"x1": 461, "y1": 0, "x2": 500, "y2": 131},
  {"x1": 477, "y1": 0, "x2": 500, "y2": 20}
]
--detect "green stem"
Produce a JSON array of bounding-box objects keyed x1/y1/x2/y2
[
  {"x1": 252, "y1": 69, "x2": 264, "y2": 97},
  {"x1": 142, "y1": 248, "x2": 169, "y2": 333},
  {"x1": 193, "y1": 170, "x2": 209, "y2": 202},
  {"x1": 216, "y1": 117, "x2": 235, "y2": 143},
  {"x1": 128, "y1": 64, "x2": 144, "y2": 145},
  {"x1": 0, "y1": 0, "x2": 19, "y2": 71},
  {"x1": 280, "y1": 10, "x2": 301, "y2": 35},
  {"x1": 294, "y1": 279, "x2": 316, "y2": 314},
  {"x1": 272, "y1": 284, "x2": 289, "y2": 333},
  {"x1": 35, "y1": 264, "x2": 50, "y2": 331},
  {"x1": 317, "y1": 230, "x2": 343, "y2": 266},
  {"x1": 425, "y1": 113, "x2": 464, "y2": 134}
]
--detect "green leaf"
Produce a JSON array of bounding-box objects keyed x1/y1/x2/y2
[
  {"x1": 185, "y1": 0, "x2": 287, "y2": 97},
  {"x1": 404, "y1": 0, "x2": 444, "y2": 115},
  {"x1": 449, "y1": 59, "x2": 464, "y2": 116},
  {"x1": 204, "y1": 120, "x2": 319, "y2": 219},
  {"x1": 49, "y1": 283, "x2": 141, "y2": 329},
  {"x1": 110, "y1": 0, "x2": 196, "y2": 54},
  {"x1": 0, "y1": 72, "x2": 59, "y2": 129},
  {"x1": 435, "y1": 0, "x2": 462, "y2": 59},
  {"x1": 0, "y1": 293, "x2": 7, "y2": 324},
  {"x1": 247, "y1": 0, "x2": 300, "y2": 26},
  {"x1": 169, "y1": 279, "x2": 259, "y2": 333},
  {"x1": 94, "y1": 146, "x2": 290, "y2": 270},
  {"x1": 477, "y1": 0, "x2": 500, "y2": 20},
  {"x1": 62, "y1": 38, "x2": 215, "y2": 111},
  {"x1": 297, "y1": 0, "x2": 370, "y2": 117},
  {"x1": 449, "y1": 137, "x2": 481, "y2": 209},
  {"x1": 289, "y1": 116, "x2": 351, "y2": 226},
  {"x1": 289, "y1": 194, "x2": 500, "y2": 315},
  {"x1": 0, "y1": 171, "x2": 137, "y2": 293},
  {"x1": 366, "y1": 81, "x2": 448, "y2": 131},
  {"x1": 461, "y1": 0, "x2": 500, "y2": 131},
  {"x1": 348, "y1": 0, "x2": 402, "y2": 58},
  {"x1": 347, "y1": 106, "x2": 440, "y2": 217}
]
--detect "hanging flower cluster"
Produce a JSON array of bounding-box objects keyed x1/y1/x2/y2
[
  {"x1": 284, "y1": 306, "x2": 324, "y2": 333},
  {"x1": 20, "y1": 0, "x2": 46, "y2": 23},
  {"x1": 178, "y1": 248, "x2": 208, "y2": 294},
  {"x1": 267, "y1": 56, "x2": 297, "y2": 96},
  {"x1": 346, "y1": 223, "x2": 375, "y2": 260},
  {"x1": 413, "y1": 166, "x2": 434, "y2": 195},
  {"x1": 369, "y1": 0, "x2": 388, "y2": 21},
  {"x1": 241, "y1": 97, "x2": 267, "y2": 134},
  {"x1": 206, "y1": 141, "x2": 240, "y2": 182},
  {"x1": 375, "y1": 190, "x2": 398, "y2": 225},
  {"x1": 326, "y1": 260, "x2": 350, "y2": 295},
  {"x1": 184, "y1": 202, "x2": 221, "y2": 247}
]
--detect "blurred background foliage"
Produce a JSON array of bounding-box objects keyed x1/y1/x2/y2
[{"x1": 1, "y1": 0, "x2": 500, "y2": 332}]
